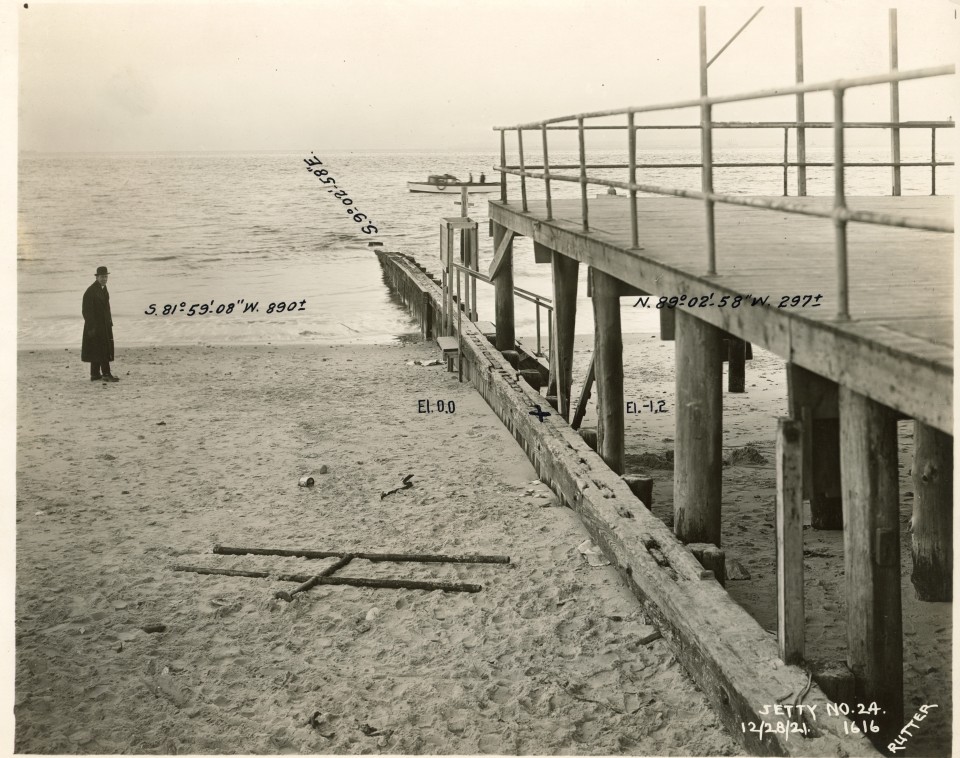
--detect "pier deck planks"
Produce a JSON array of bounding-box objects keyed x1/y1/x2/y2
[{"x1": 489, "y1": 195, "x2": 953, "y2": 432}]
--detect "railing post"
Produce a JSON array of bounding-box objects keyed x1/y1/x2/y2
[
  {"x1": 578, "y1": 117, "x2": 589, "y2": 232},
  {"x1": 628, "y1": 111, "x2": 639, "y2": 249},
  {"x1": 535, "y1": 302, "x2": 542, "y2": 356},
  {"x1": 517, "y1": 128, "x2": 528, "y2": 212},
  {"x1": 889, "y1": 9, "x2": 902, "y2": 196},
  {"x1": 794, "y1": 6, "x2": 807, "y2": 196},
  {"x1": 833, "y1": 87, "x2": 850, "y2": 321},
  {"x1": 547, "y1": 308, "x2": 553, "y2": 365},
  {"x1": 931, "y1": 127, "x2": 937, "y2": 196},
  {"x1": 542, "y1": 125, "x2": 553, "y2": 220},
  {"x1": 499, "y1": 129, "x2": 507, "y2": 203},
  {"x1": 782, "y1": 126, "x2": 789, "y2": 197},
  {"x1": 699, "y1": 6, "x2": 716, "y2": 275},
  {"x1": 702, "y1": 103, "x2": 716, "y2": 275},
  {"x1": 470, "y1": 226, "x2": 478, "y2": 320}
]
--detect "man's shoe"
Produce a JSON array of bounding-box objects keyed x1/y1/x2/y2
[
  {"x1": 90, "y1": 376, "x2": 102, "y2": 381},
  {"x1": 102, "y1": 375, "x2": 120, "y2": 382}
]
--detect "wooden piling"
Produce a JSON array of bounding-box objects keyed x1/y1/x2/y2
[
  {"x1": 812, "y1": 663, "x2": 856, "y2": 708},
  {"x1": 622, "y1": 475, "x2": 653, "y2": 508},
  {"x1": 571, "y1": 356, "x2": 595, "y2": 431},
  {"x1": 810, "y1": 418, "x2": 843, "y2": 529},
  {"x1": 674, "y1": 310, "x2": 724, "y2": 546},
  {"x1": 551, "y1": 250, "x2": 579, "y2": 421},
  {"x1": 688, "y1": 543, "x2": 726, "y2": 585},
  {"x1": 579, "y1": 427, "x2": 598, "y2": 452},
  {"x1": 519, "y1": 369, "x2": 543, "y2": 391},
  {"x1": 491, "y1": 223, "x2": 515, "y2": 351},
  {"x1": 776, "y1": 417, "x2": 805, "y2": 665},
  {"x1": 911, "y1": 422, "x2": 953, "y2": 601},
  {"x1": 728, "y1": 336, "x2": 746, "y2": 393},
  {"x1": 839, "y1": 387, "x2": 902, "y2": 737},
  {"x1": 659, "y1": 307, "x2": 676, "y2": 341},
  {"x1": 787, "y1": 364, "x2": 843, "y2": 529},
  {"x1": 422, "y1": 291, "x2": 433, "y2": 339},
  {"x1": 591, "y1": 268, "x2": 625, "y2": 475}
]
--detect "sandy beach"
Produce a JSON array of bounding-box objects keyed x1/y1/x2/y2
[{"x1": 15, "y1": 341, "x2": 742, "y2": 755}]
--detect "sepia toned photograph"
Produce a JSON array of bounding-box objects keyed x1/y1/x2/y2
[{"x1": 9, "y1": 1, "x2": 956, "y2": 755}]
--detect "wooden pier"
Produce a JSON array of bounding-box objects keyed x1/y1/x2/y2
[
  {"x1": 378, "y1": 11, "x2": 952, "y2": 753},
  {"x1": 479, "y1": 36, "x2": 953, "y2": 748},
  {"x1": 487, "y1": 191, "x2": 952, "y2": 739}
]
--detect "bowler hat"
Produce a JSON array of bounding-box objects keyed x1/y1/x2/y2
[{"x1": 96, "y1": 266, "x2": 109, "y2": 276}]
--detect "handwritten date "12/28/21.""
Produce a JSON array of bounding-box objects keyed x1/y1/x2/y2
[
  {"x1": 304, "y1": 154, "x2": 378, "y2": 235},
  {"x1": 633, "y1": 293, "x2": 824, "y2": 309},
  {"x1": 145, "y1": 299, "x2": 306, "y2": 316}
]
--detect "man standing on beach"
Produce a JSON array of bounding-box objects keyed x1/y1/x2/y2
[{"x1": 81, "y1": 266, "x2": 118, "y2": 382}]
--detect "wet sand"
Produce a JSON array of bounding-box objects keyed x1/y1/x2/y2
[{"x1": 14, "y1": 342, "x2": 741, "y2": 755}]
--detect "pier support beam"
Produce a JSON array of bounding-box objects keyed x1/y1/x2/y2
[
  {"x1": 491, "y1": 223, "x2": 515, "y2": 352},
  {"x1": 674, "y1": 310, "x2": 724, "y2": 546},
  {"x1": 788, "y1": 364, "x2": 843, "y2": 530},
  {"x1": 911, "y1": 422, "x2": 953, "y2": 601},
  {"x1": 839, "y1": 387, "x2": 902, "y2": 739},
  {"x1": 727, "y1": 337, "x2": 746, "y2": 393},
  {"x1": 550, "y1": 248, "x2": 579, "y2": 421},
  {"x1": 591, "y1": 268, "x2": 624, "y2": 475},
  {"x1": 777, "y1": 417, "x2": 805, "y2": 665},
  {"x1": 659, "y1": 308, "x2": 676, "y2": 341}
]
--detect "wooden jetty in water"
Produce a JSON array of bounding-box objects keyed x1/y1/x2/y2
[{"x1": 379, "y1": 9, "x2": 953, "y2": 756}]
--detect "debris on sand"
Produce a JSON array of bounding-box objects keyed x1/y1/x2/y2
[
  {"x1": 577, "y1": 539, "x2": 611, "y2": 567},
  {"x1": 627, "y1": 450, "x2": 674, "y2": 470},
  {"x1": 724, "y1": 443, "x2": 767, "y2": 466}
]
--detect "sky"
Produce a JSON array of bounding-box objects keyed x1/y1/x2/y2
[{"x1": 12, "y1": 0, "x2": 960, "y2": 153}]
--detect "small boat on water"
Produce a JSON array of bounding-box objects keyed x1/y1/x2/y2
[{"x1": 407, "y1": 174, "x2": 500, "y2": 194}]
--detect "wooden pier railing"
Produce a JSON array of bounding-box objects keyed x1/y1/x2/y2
[{"x1": 494, "y1": 64, "x2": 953, "y2": 321}]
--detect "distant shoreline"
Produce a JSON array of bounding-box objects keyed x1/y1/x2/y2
[{"x1": 15, "y1": 330, "x2": 664, "y2": 353}]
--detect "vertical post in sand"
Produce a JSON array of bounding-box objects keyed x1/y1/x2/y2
[
  {"x1": 591, "y1": 268, "x2": 624, "y2": 475},
  {"x1": 839, "y1": 387, "x2": 902, "y2": 738},
  {"x1": 674, "y1": 309, "x2": 723, "y2": 546},
  {"x1": 727, "y1": 336, "x2": 746, "y2": 393},
  {"x1": 422, "y1": 291, "x2": 432, "y2": 339},
  {"x1": 469, "y1": 227, "x2": 478, "y2": 321},
  {"x1": 659, "y1": 307, "x2": 675, "y2": 341},
  {"x1": 810, "y1": 418, "x2": 843, "y2": 529},
  {"x1": 441, "y1": 224, "x2": 453, "y2": 336},
  {"x1": 777, "y1": 417, "x2": 805, "y2": 665},
  {"x1": 787, "y1": 364, "x2": 843, "y2": 529},
  {"x1": 551, "y1": 251, "x2": 579, "y2": 421},
  {"x1": 491, "y1": 222, "x2": 515, "y2": 352},
  {"x1": 911, "y1": 422, "x2": 952, "y2": 601}
]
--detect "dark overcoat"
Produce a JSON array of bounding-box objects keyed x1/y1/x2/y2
[{"x1": 81, "y1": 281, "x2": 114, "y2": 363}]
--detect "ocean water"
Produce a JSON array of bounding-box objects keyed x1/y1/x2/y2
[{"x1": 17, "y1": 147, "x2": 952, "y2": 348}]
